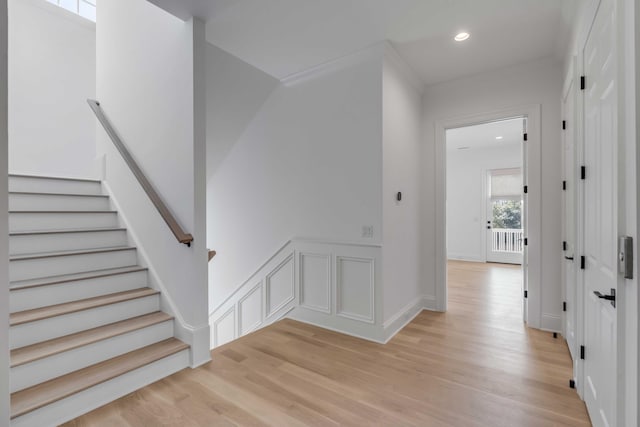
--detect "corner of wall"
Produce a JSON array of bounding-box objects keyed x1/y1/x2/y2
[{"x1": 382, "y1": 41, "x2": 425, "y2": 95}]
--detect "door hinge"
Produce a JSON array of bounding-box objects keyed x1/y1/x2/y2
[
  {"x1": 524, "y1": 290, "x2": 528, "y2": 299},
  {"x1": 563, "y1": 241, "x2": 567, "y2": 251},
  {"x1": 580, "y1": 76, "x2": 586, "y2": 90},
  {"x1": 562, "y1": 120, "x2": 566, "y2": 130},
  {"x1": 580, "y1": 345, "x2": 585, "y2": 360},
  {"x1": 523, "y1": 185, "x2": 528, "y2": 194},
  {"x1": 523, "y1": 133, "x2": 528, "y2": 142},
  {"x1": 563, "y1": 301, "x2": 567, "y2": 312},
  {"x1": 524, "y1": 238, "x2": 528, "y2": 246},
  {"x1": 580, "y1": 166, "x2": 586, "y2": 180},
  {"x1": 580, "y1": 256, "x2": 586, "y2": 270},
  {"x1": 562, "y1": 180, "x2": 567, "y2": 190}
]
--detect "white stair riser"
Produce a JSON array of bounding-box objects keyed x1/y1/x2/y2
[
  {"x1": 10, "y1": 212, "x2": 118, "y2": 232},
  {"x1": 9, "y1": 193, "x2": 110, "y2": 212},
  {"x1": 10, "y1": 295, "x2": 160, "y2": 349},
  {"x1": 9, "y1": 176, "x2": 103, "y2": 195},
  {"x1": 10, "y1": 349, "x2": 190, "y2": 427},
  {"x1": 11, "y1": 320, "x2": 174, "y2": 393},
  {"x1": 10, "y1": 249, "x2": 137, "y2": 281},
  {"x1": 10, "y1": 270, "x2": 148, "y2": 313},
  {"x1": 10, "y1": 230, "x2": 128, "y2": 256}
]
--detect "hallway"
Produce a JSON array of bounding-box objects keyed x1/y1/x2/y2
[{"x1": 64, "y1": 261, "x2": 590, "y2": 426}]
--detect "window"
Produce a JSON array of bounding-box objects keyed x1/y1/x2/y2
[
  {"x1": 489, "y1": 168, "x2": 522, "y2": 198},
  {"x1": 46, "y1": 0, "x2": 96, "y2": 22}
]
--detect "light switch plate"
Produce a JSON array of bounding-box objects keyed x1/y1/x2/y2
[{"x1": 362, "y1": 225, "x2": 374, "y2": 238}]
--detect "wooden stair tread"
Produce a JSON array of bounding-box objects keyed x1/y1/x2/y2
[
  {"x1": 10, "y1": 246, "x2": 135, "y2": 262},
  {"x1": 10, "y1": 338, "x2": 189, "y2": 419},
  {"x1": 9, "y1": 191, "x2": 108, "y2": 198},
  {"x1": 10, "y1": 288, "x2": 159, "y2": 326},
  {"x1": 10, "y1": 227, "x2": 125, "y2": 236},
  {"x1": 9, "y1": 173, "x2": 102, "y2": 183},
  {"x1": 10, "y1": 210, "x2": 117, "y2": 214},
  {"x1": 10, "y1": 266, "x2": 147, "y2": 291},
  {"x1": 11, "y1": 312, "x2": 173, "y2": 367}
]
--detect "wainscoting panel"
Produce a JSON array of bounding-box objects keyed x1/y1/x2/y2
[
  {"x1": 299, "y1": 252, "x2": 331, "y2": 314},
  {"x1": 336, "y1": 256, "x2": 375, "y2": 323},
  {"x1": 209, "y1": 239, "x2": 387, "y2": 348},
  {"x1": 238, "y1": 284, "x2": 262, "y2": 336},
  {"x1": 213, "y1": 307, "x2": 235, "y2": 348},
  {"x1": 209, "y1": 241, "x2": 297, "y2": 349},
  {"x1": 290, "y1": 240, "x2": 383, "y2": 343},
  {"x1": 266, "y1": 254, "x2": 295, "y2": 318}
]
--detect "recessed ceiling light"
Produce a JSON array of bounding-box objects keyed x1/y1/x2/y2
[
  {"x1": 454, "y1": 32, "x2": 470, "y2": 42},
  {"x1": 496, "y1": 136, "x2": 504, "y2": 140}
]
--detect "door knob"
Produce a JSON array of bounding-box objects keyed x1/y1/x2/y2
[{"x1": 594, "y1": 288, "x2": 616, "y2": 308}]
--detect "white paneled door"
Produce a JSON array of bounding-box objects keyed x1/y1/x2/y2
[{"x1": 582, "y1": 0, "x2": 618, "y2": 424}]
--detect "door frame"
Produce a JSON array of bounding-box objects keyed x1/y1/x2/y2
[
  {"x1": 435, "y1": 104, "x2": 542, "y2": 328},
  {"x1": 561, "y1": 55, "x2": 580, "y2": 378}
]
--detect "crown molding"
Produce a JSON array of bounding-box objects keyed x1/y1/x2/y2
[
  {"x1": 280, "y1": 42, "x2": 385, "y2": 87},
  {"x1": 382, "y1": 41, "x2": 425, "y2": 94}
]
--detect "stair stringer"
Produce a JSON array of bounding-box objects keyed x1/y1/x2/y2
[{"x1": 101, "y1": 181, "x2": 211, "y2": 368}]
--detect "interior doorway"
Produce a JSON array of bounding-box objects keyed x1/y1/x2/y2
[
  {"x1": 445, "y1": 118, "x2": 525, "y2": 265},
  {"x1": 444, "y1": 116, "x2": 528, "y2": 320}
]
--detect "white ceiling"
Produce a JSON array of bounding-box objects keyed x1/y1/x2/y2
[
  {"x1": 446, "y1": 118, "x2": 524, "y2": 151},
  {"x1": 147, "y1": 0, "x2": 580, "y2": 85}
]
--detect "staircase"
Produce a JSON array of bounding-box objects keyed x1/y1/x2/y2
[{"x1": 8, "y1": 174, "x2": 191, "y2": 427}]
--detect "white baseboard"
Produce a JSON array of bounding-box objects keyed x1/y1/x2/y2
[
  {"x1": 380, "y1": 295, "x2": 439, "y2": 343},
  {"x1": 540, "y1": 313, "x2": 562, "y2": 333},
  {"x1": 287, "y1": 306, "x2": 385, "y2": 343},
  {"x1": 422, "y1": 294, "x2": 438, "y2": 311},
  {"x1": 288, "y1": 294, "x2": 438, "y2": 346},
  {"x1": 382, "y1": 297, "x2": 425, "y2": 343},
  {"x1": 174, "y1": 322, "x2": 211, "y2": 368},
  {"x1": 447, "y1": 253, "x2": 484, "y2": 263}
]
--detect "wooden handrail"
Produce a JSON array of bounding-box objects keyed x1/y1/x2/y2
[{"x1": 87, "y1": 99, "x2": 194, "y2": 247}]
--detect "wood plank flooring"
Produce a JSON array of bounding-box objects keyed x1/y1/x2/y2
[{"x1": 64, "y1": 261, "x2": 590, "y2": 426}]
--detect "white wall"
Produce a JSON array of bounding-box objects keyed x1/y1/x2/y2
[
  {"x1": 421, "y1": 57, "x2": 563, "y2": 325},
  {"x1": 207, "y1": 45, "x2": 383, "y2": 310},
  {"x1": 8, "y1": 0, "x2": 95, "y2": 178},
  {"x1": 206, "y1": 44, "x2": 279, "y2": 177},
  {"x1": 382, "y1": 48, "x2": 423, "y2": 322},
  {"x1": 96, "y1": 0, "x2": 209, "y2": 365},
  {"x1": 446, "y1": 144, "x2": 521, "y2": 261},
  {"x1": 1, "y1": 0, "x2": 9, "y2": 424}
]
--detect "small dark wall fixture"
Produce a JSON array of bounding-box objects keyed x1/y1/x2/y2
[{"x1": 396, "y1": 192, "x2": 402, "y2": 202}]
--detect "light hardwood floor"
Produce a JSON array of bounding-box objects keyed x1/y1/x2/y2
[{"x1": 64, "y1": 261, "x2": 590, "y2": 426}]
